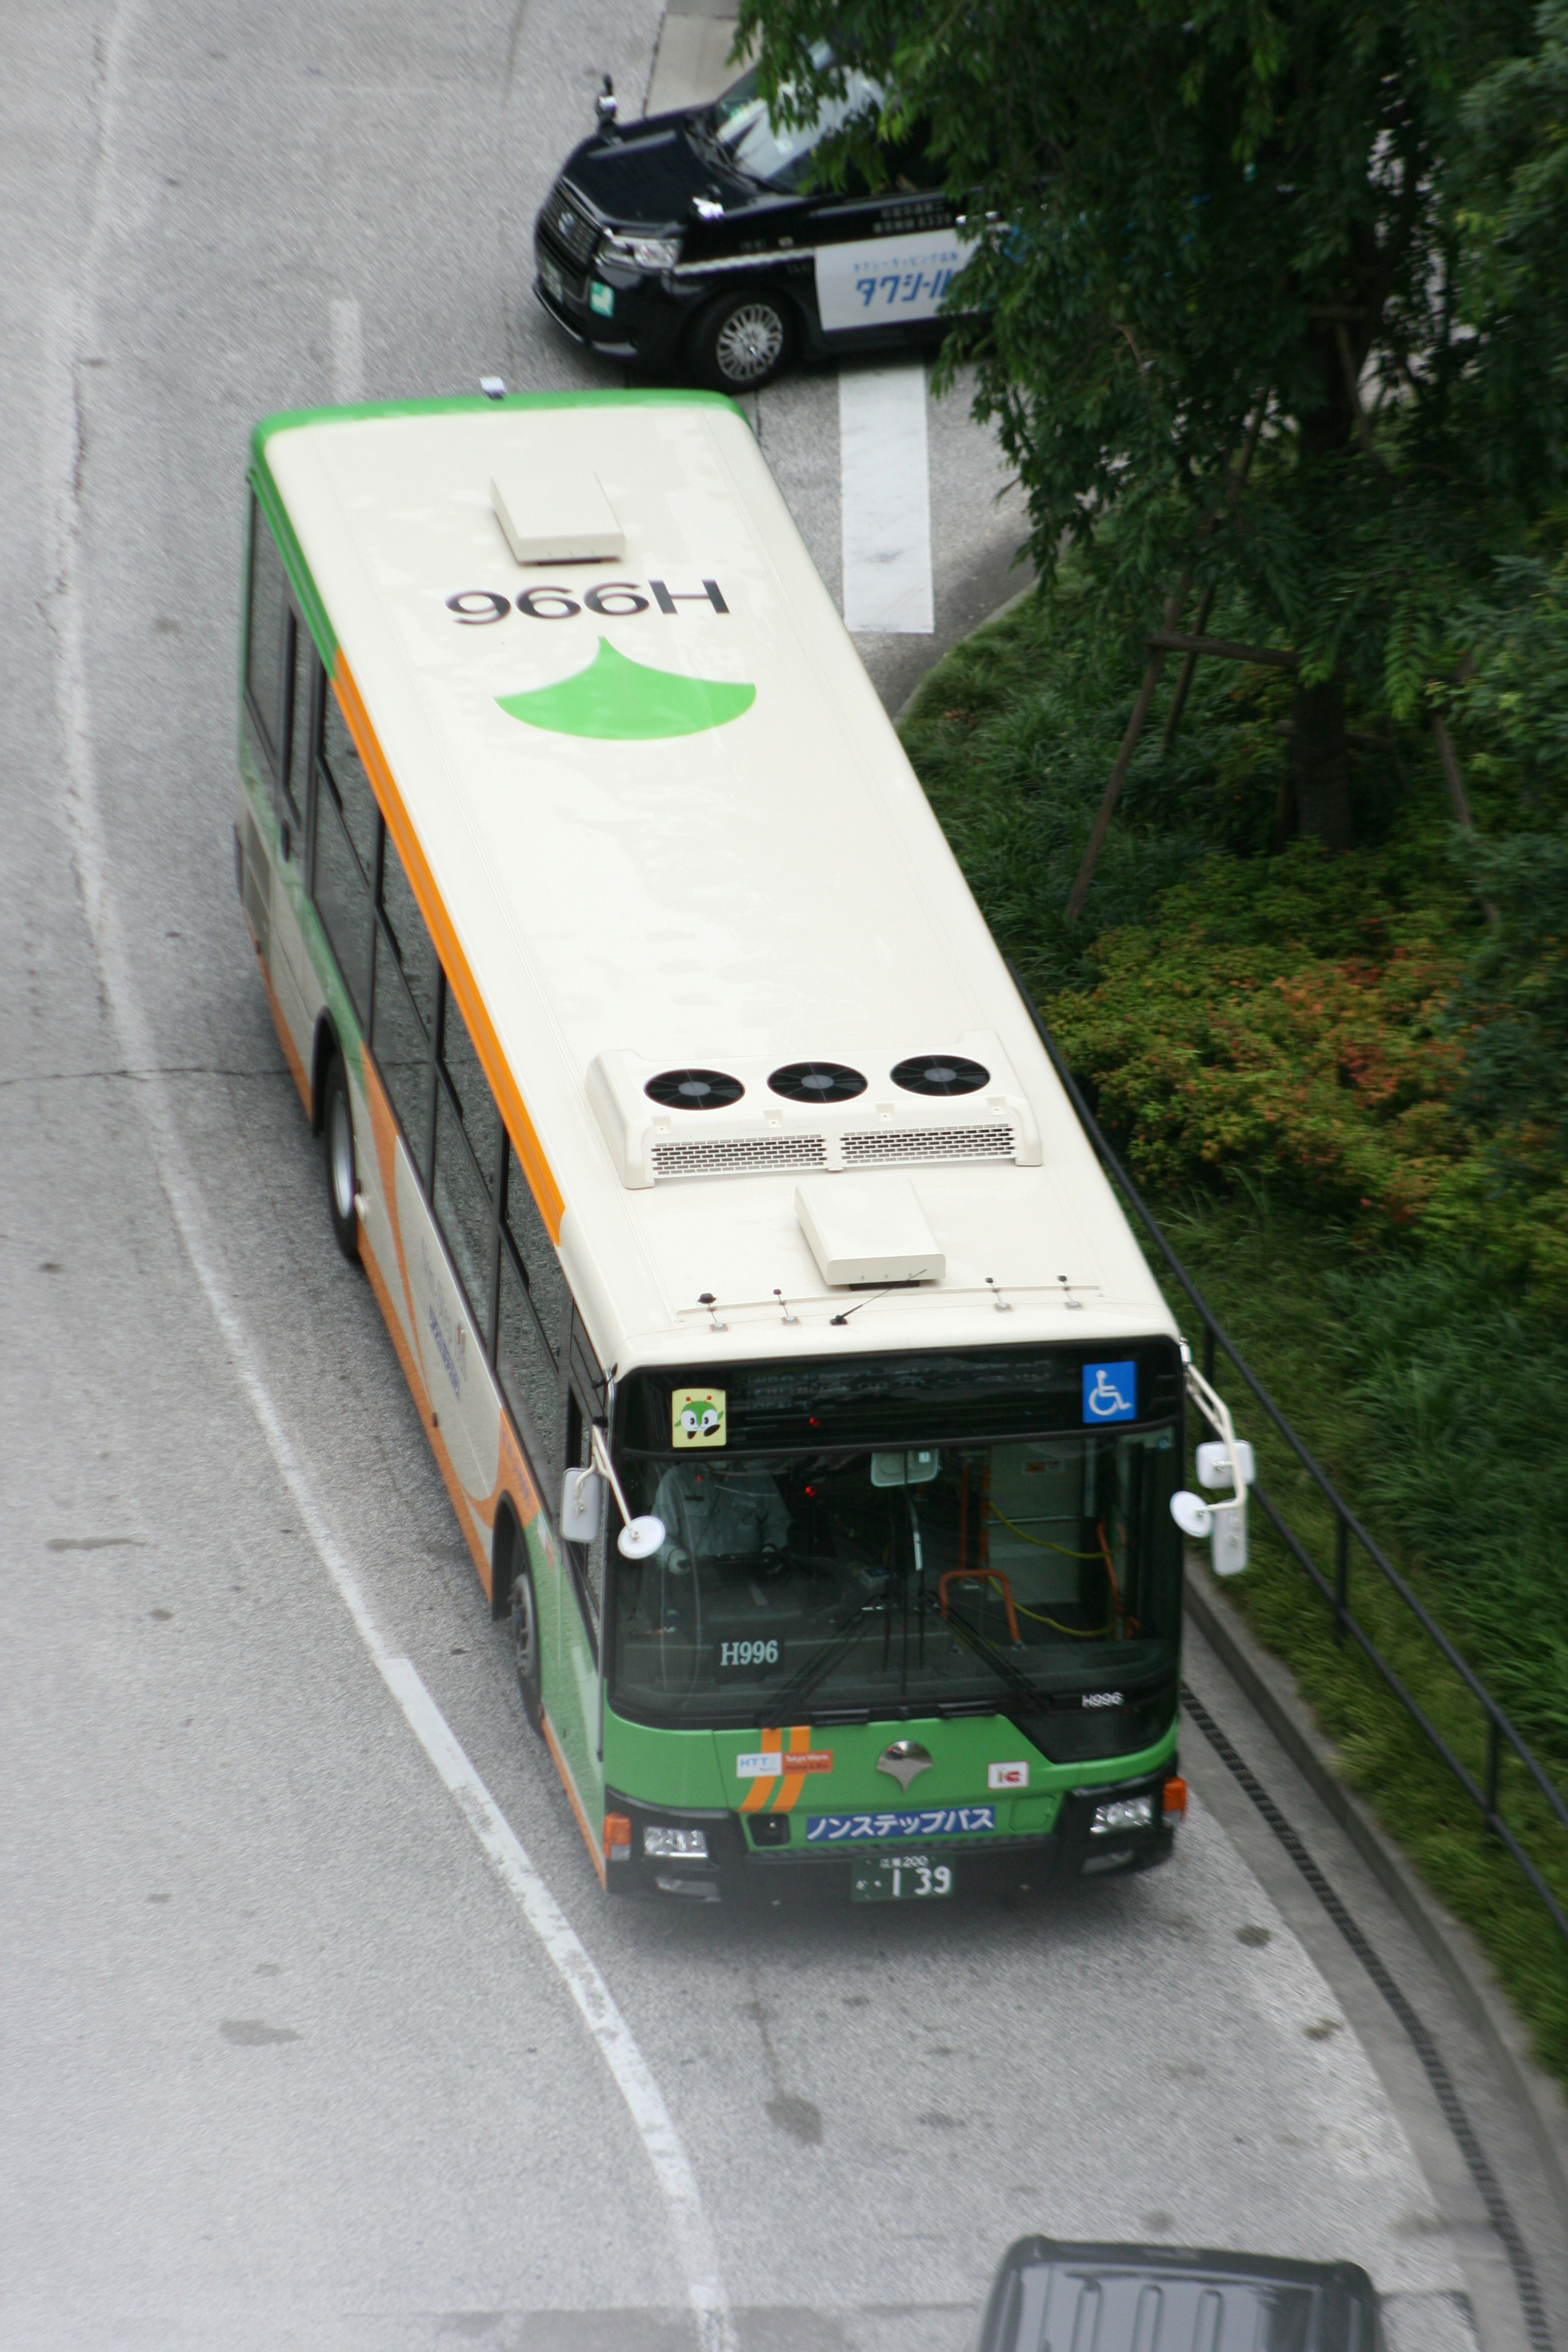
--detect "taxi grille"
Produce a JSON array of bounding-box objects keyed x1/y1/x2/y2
[{"x1": 543, "y1": 181, "x2": 601, "y2": 269}]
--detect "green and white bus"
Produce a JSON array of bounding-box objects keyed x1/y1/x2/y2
[{"x1": 236, "y1": 388, "x2": 1218, "y2": 1904}]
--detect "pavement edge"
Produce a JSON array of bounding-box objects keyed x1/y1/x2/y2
[{"x1": 1183, "y1": 1555, "x2": 1568, "y2": 2245}]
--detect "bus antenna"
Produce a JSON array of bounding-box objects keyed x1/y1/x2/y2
[{"x1": 831, "y1": 1273, "x2": 926, "y2": 1327}]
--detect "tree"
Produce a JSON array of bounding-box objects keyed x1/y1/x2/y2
[{"x1": 737, "y1": 0, "x2": 1564, "y2": 848}]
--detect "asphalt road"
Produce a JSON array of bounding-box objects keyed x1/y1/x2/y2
[{"x1": 0, "y1": 5, "x2": 1557, "y2": 2350}]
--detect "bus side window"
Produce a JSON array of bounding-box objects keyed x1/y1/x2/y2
[
  {"x1": 281, "y1": 612, "x2": 316, "y2": 835},
  {"x1": 244, "y1": 497, "x2": 289, "y2": 770},
  {"x1": 311, "y1": 688, "x2": 379, "y2": 1020},
  {"x1": 371, "y1": 833, "x2": 438, "y2": 1178},
  {"x1": 503, "y1": 1141, "x2": 571, "y2": 1357},
  {"x1": 564, "y1": 1383, "x2": 605, "y2": 1630},
  {"x1": 433, "y1": 984, "x2": 501, "y2": 1345},
  {"x1": 497, "y1": 1240, "x2": 563, "y2": 1503}
]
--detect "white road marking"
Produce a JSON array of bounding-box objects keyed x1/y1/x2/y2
[
  {"x1": 41, "y1": 38, "x2": 733, "y2": 2334},
  {"x1": 330, "y1": 296, "x2": 364, "y2": 404},
  {"x1": 838, "y1": 360, "x2": 934, "y2": 633}
]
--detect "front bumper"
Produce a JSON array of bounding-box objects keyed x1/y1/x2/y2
[
  {"x1": 532, "y1": 234, "x2": 691, "y2": 369},
  {"x1": 604, "y1": 1764, "x2": 1178, "y2": 1903}
]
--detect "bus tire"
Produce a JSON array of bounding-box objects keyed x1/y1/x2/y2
[
  {"x1": 510, "y1": 1565, "x2": 543, "y2": 1734},
  {"x1": 321, "y1": 1050, "x2": 360, "y2": 1264},
  {"x1": 687, "y1": 289, "x2": 795, "y2": 392}
]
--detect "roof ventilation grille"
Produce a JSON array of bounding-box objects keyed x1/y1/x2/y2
[
  {"x1": 768, "y1": 1060, "x2": 866, "y2": 1105},
  {"x1": 644, "y1": 1067, "x2": 745, "y2": 1111},
  {"x1": 842, "y1": 1125, "x2": 1014, "y2": 1165},
  {"x1": 652, "y1": 1134, "x2": 827, "y2": 1179},
  {"x1": 891, "y1": 1054, "x2": 991, "y2": 1098}
]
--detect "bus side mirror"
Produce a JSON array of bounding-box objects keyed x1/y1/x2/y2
[
  {"x1": 595, "y1": 75, "x2": 618, "y2": 129},
  {"x1": 561, "y1": 1466, "x2": 602, "y2": 1545},
  {"x1": 1171, "y1": 1490, "x2": 1214, "y2": 1540},
  {"x1": 618, "y1": 1515, "x2": 666, "y2": 1560}
]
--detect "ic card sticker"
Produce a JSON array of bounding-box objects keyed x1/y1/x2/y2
[
  {"x1": 814, "y1": 231, "x2": 977, "y2": 334},
  {"x1": 737, "y1": 1751, "x2": 785, "y2": 1779},
  {"x1": 672, "y1": 1385, "x2": 726, "y2": 1447},
  {"x1": 988, "y1": 1761, "x2": 1029, "y2": 1790}
]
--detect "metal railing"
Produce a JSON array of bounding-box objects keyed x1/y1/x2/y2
[{"x1": 1015, "y1": 980, "x2": 1568, "y2": 1947}]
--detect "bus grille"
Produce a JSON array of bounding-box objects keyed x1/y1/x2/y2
[
  {"x1": 842, "y1": 1125, "x2": 1015, "y2": 1163},
  {"x1": 651, "y1": 1134, "x2": 829, "y2": 1179}
]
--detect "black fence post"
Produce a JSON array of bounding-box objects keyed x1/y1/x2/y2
[
  {"x1": 1334, "y1": 1512, "x2": 1350, "y2": 1645},
  {"x1": 1203, "y1": 1321, "x2": 1216, "y2": 1388}
]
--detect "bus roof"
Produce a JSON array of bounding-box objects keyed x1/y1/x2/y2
[{"x1": 254, "y1": 394, "x2": 1177, "y2": 1376}]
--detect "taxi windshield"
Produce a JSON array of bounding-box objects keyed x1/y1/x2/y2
[
  {"x1": 607, "y1": 1347, "x2": 1183, "y2": 1728},
  {"x1": 707, "y1": 50, "x2": 883, "y2": 192}
]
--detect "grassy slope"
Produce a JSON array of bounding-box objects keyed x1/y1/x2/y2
[{"x1": 900, "y1": 591, "x2": 1568, "y2": 2085}]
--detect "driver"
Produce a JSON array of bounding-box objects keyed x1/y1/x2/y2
[{"x1": 651, "y1": 1460, "x2": 791, "y2": 1572}]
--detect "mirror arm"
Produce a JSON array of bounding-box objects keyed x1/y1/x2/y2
[
  {"x1": 590, "y1": 1423, "x2": 636, "y2": 1527},
  {"x1": 1183, "y1": 1359, "x2": 1247, "y2": 1515}
]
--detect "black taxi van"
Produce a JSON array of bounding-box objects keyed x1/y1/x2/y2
[{"x1": 532, "y1": 54, "x2": 974, "y2": 392}]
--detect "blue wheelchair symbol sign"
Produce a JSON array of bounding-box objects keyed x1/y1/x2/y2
[{"x1": 1082, "y1": 1361, "x2": 1137, "y2": 1424}]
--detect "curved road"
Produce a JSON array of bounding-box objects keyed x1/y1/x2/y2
[{"x1": 2, "y1": 7, "x2": 1559, "y2": 2350}]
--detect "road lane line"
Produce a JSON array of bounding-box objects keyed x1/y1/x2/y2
[
  {"x1": 330, "y1": 297, "x2": 364, "y2": 404},
  {"x1": 838, "y1": 360, "x2": 934, "y2": 633},
  {"x1": 43, "y1": 266, "x2": 734, "y2": 2352}
]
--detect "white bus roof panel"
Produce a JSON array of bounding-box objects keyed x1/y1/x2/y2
[{"x1": 259, "y1": 397, "x2": 1175, "y2": 1372}]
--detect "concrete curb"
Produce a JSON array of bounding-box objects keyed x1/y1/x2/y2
[
  {"x1": 1184, "y1": 1554, "x2": 1568, "y2": 2242},
  {"x1": 893, "y1": 578, "x2": 1038, "y2": 727}
]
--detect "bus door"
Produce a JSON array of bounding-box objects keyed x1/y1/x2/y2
[{"x1": 554, "y1": 1333, "x2": 609, "y2": 1815}]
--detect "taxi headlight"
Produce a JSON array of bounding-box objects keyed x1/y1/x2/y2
[
  {"x1": 599, "y1": 232, "x2": 682, "y2": 272},
  {"x1": 1090, "y1": 1795, "x2": 1154, "y2": 1837},
  {"x1": 644, "y1": 1825, "x2": 708, "y2": 1860}
]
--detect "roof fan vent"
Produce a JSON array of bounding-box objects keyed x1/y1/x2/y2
[
  {"x1": 644, "y1": 1067, "x2": 745, "y2": 1112},
  {"x1": 768, "y1": 1060, "x2": 866, "y2": 1105},
  {"x1": 891, "y1": 1054, "x2": 991, "y2": 1098}
]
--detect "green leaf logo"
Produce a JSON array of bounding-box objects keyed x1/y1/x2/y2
[{"x1": 496, "y1": 636, "x2": 756, "y2": 740}]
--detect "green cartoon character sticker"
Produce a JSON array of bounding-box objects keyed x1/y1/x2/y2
[{"x1": 672, "y1": 1387, "x2": 726, "y2": 1448}]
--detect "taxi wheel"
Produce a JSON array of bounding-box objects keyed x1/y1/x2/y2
[
  {"x1": 688, "y1": 290, "x2": 795, "y2": 392},
  {"x1": 321, "y1": 1051, "x2": 360, "y2": 1264}
]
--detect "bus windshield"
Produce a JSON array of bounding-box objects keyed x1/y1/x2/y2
[{"x1": 608, "y1": 1347, "x2": 1183, "y2": 1728}]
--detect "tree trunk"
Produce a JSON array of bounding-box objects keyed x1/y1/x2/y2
[{"x1": 1290, "y1": 672, "x2": 1354, "y2": 851}]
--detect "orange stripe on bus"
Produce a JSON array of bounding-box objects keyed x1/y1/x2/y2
[
  {"x1": 774, "y1": 1722, "x2": 814, "y2": 1814},
  {"x1": 331, "y1": 656, "x2": 566, "y2": 1245},
  {"x1": 256, "y1": 945, "x2": 311, "y2": 1113}
]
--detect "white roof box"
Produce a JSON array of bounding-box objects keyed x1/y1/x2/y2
[
  {"x1": 585, "y1": 1036, "x2": 1042, "y2": 1189},
  {"x1": 490, "y1": 468, "x2": 625, "y2": 564},
  {"x1": 796, "y1": 1176, "x2": 945, "y2": 1288}
]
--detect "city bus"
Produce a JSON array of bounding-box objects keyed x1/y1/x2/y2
[{"x1": 235, "y1": 388, "x2": 1211, "y2": 1904}]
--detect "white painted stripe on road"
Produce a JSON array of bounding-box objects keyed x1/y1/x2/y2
[
  {"x1": 838, "y1": 361, "x2": 934, "y2": 633},
  {"x1": 43, "y1": 261, "x2": 734, "y2": 2352},
  {"x1": 330, "y1": 297, "x2": 364, "y2": 404}
]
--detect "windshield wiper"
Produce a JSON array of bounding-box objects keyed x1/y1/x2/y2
[
  {"x1": 928, "y1": 1594, "x2": 1048, "y2": 1717},
  {"x1": 768, "y1": 1601, "x2": 883, "y2": 1720}
]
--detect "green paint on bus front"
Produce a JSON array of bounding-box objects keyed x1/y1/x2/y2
[{"x1": 497, "y1": 637, "x2": 757, "y2": 740}]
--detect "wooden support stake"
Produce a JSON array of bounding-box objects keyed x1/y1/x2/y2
[
  {"x1": 1065, "y1": 586, "x2": 1185, "y2": 926},
  {"x1": 1162, "y1": 406, "x2": 1265, "y2": 752},
  {"x1": 1148, "y1": 631, "x2": 1298, "y2": 670}
]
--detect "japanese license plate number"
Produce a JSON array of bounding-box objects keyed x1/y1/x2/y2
[
  {"x1": 539, "y1": 255, "x2": 564, "y2": 302},
  {"x1": 851, "y1": 1853, "x2": 953, "y2": 1903}
]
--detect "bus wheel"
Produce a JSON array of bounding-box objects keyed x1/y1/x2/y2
[
  {"x1": 510, "y1": 1566, "x2": 543, "y2": 1734},
  {"x1": 688, "y1": 291, "x2": 794, "y2": 392},
  {"x1": 322, "y1": 1051, "x2": 360, "y2": 1263}
]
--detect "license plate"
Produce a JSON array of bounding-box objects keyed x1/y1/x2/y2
[
  {"x1": 539, "y1": 255, "x2": 564, "y2": 301},
  {"x1": 851, "y1": 1853, "x2": 953, "y2": 1902}
]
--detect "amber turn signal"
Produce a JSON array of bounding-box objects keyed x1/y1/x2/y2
[
  {"x1": 1163, "y1": 1776, "x2": 1188, "y2": 1823},
  {"x1": 604, "y1": 1812, "x2": 633, "y2": 1860}
]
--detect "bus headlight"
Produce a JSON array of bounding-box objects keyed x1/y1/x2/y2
[
  {"x1": 644, "y1": 1825, "x2": 709, "y2": 1860},
  {"x1": 1089, "y1": 1795, "x2": 1154, "y2": 1837}
]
